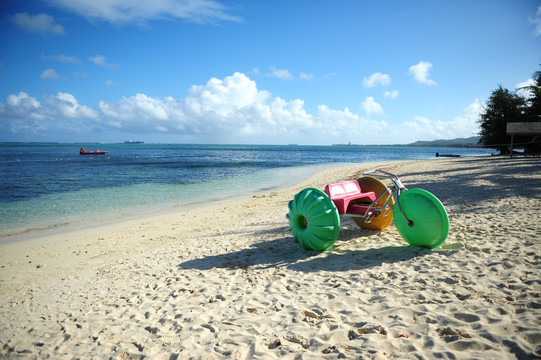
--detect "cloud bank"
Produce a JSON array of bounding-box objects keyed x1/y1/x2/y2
[
  {"x1": 0, "y1": 72, "x2": 480, "y2": 144},
  {"x1": 403, "y1": 100, "x2": 482, "y2": 141}
]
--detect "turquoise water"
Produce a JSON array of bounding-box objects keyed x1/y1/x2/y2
[{"x1": 0, "y1": 143, "x2": 491, "y2": 235}]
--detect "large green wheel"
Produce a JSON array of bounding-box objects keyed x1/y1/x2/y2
[
  {"x1": 286, "y1": 187, "x2": 340, "y2": 251},
  {"x1": 393, "y1": 188, "x2": 449, "y2": 249}
]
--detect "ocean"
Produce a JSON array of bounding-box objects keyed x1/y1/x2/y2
[{"x1": 0, "y1": 143, "x2": 491, "y2": 236}]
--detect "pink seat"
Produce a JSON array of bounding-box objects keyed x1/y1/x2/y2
[{"x1": 324, "y1": 180, "x2": 376, "y2": 214}]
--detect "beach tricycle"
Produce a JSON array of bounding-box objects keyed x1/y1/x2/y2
[{"x1": 286, "y1": 170, "x2": 449, "y2": 251}]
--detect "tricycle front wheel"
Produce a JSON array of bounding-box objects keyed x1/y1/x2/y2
[{"x1": 393, "y1": 188, "x2": 449, "y2": 249}]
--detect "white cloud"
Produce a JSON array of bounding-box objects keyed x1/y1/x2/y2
[
  {"x1": 5, "y1": 92, "x2": 45, "y2": 120},
  {"x1": 516, "y1": 78, "x2": 535, "y2": 99},
  {"x1": 98, "y1": 93, "x2": 177, "y2": 124},
  {"x1": 529, "y1": 5, "x2": 541, "y2": 36},
  {"x1": 409, "y1": 61, "x2": 436, "y2": 85},
  {"x1": 384, "y1": 90, "x2": 399, "y2": 99},
  {"x1": 413, "y1": 115, "x2": 431, "y2": 125},
  {"x1": 0, "y1": 92, "x2": 99, "y2": 135},
  {"x1": 2, "y1": 92, "x2": 97, "y2": 122},
  {"x1": 46, "y1": 0, "x2": 241, "y2": 25},
  {"x1": 89, "y1": 55, "x2": 117, "y2": 68},
  {"x1": 299, "y1": 72, "x2": 315, "y2": 80},
  {"x1": 11, "y1": 13, "x2": 65, "y2": 35},
  {"x1": 363, "y1": 72, "x2": 391, "y2": 88},
  {"x1": 1, "y1": 93, "x2": 46, "y2": 134},
  {"x1": 362, "y1": 96, "x2": 383, "y2": 115},
  {"x1": 268, "y1": 67, "x2": 293, "y2": 80},
  {"x1": 106, "y1": 80, "x2": 115, "y2": 87},
  {"x1": 95, "y1": 73, "x2": 269, "y2": 133},
  {"x1": 456, "y1": 99, "x2": 482, "y2": 135},
  {"x1": 42, "y1": 53, "x2": 81, "y2": 64},
  {"x1": 45, "y1": 93, "x2": 97, "y2": 119},
  {"x1": 316, "y1": 105, "x2": 388, "y2": 138},
  {"x1": 396, "y1": 100, "x2": 481, "y2": 142},
  {"x1": 41, "y1": 69, "x2": 60, "y2": 80},
  {"x1": 401, "y1": 116, "x2": 445, "y2": 140},
  {"x1": 89, "y1": 55, "x2": 106, "y2": 66},
  {"x1": 266, "y1": 68, "x2": 317, "y2": 81}
]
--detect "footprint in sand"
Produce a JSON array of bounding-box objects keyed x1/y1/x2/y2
[{"x1": 454, "y1": 313, "x2": 480, "y2": 323}]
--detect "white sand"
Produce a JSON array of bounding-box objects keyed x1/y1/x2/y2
[{"x1": 1, "y1": 157, "x2": 540, "y2": 359}]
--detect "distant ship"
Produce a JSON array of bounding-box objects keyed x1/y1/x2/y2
[
  {"x1": 332, "y1": 142, "x2": 361, "y2": 146},
  {"x1": 124, "y1": 140, "x2": 144, "y2": 144}
]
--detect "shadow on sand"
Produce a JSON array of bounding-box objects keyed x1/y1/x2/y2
[
  {"x1": 177, "y1": 223, "x2": 452, "y2": 273},
  {"x1": 382, "y1": 157, "x2": 541, "y2": 206},
  {"x1": 179, "y1": 157, "x2": 539, "y2": 273}
]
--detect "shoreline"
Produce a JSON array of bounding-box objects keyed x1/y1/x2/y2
[
  {"x1": 0, "y1": 161, "x2": 361, "y2": 242},
  {"x1": 0, "y1": 161, "x2": 394, "y2": 245},
  {"x1": 1, "y1": 157, "x2": 539, "y2": 359}
]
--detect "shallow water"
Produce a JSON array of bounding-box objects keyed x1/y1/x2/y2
[{"x1": 0, "y1": 143, "x2": 491, "y2": 233}]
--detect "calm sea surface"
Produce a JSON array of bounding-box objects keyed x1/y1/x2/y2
[{"x1": 0, "y1": 143, "x2": 491, "y2": 235}]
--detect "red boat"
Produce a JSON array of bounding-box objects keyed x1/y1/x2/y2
[{"x1": 80, "y1": 147, "x2": 107, "y2": 155}]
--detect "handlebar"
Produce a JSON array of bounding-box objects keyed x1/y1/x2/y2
[{"x1": 362, "y1": 169, "x2": 407, "y2": 191}]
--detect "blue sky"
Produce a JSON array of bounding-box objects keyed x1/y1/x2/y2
[{"x1": 0, "y1": 0, "x2": 540, "y2": 145}]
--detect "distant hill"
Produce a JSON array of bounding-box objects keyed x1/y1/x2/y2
[{"x1": 405, "y1": 136, "x2": 480, "y2": 148}]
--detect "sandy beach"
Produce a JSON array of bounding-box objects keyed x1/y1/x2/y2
[{"x1": 1, "y1": 157, "x2": 540, "y2": 359}]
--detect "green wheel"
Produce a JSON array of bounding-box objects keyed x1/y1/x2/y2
[
  {"x1": 393, "y1": 188, "x2": 449, "y2": 249},
  {"x1": 286, "y1": 187, "x2": 340, "y2": 251}
]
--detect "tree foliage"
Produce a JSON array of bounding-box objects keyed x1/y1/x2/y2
[
  {"x1": 522, "y1": 70, "x2": 541, "y2": 123},
  {"x1": 478, "y1": 65, "x2": 541, "y2": 154},
  {"x1": 478, "y1": 85, "x2": 526, "y2": 154}
]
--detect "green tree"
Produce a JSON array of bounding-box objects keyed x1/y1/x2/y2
[
  {"x1": 521, "y1": 69, "x2": 541, "y2": 122},
  {"x1": 478, "y1": 85, "x2": 526, "y2": 154},
  {"x1": 517, "y1": 68, "x2": 541, "y2": 153}
]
